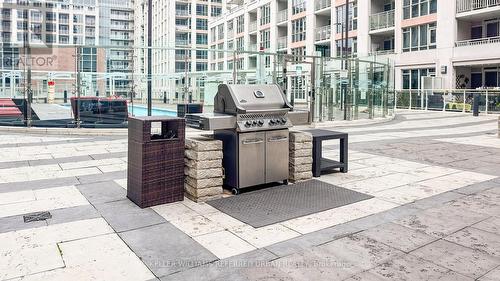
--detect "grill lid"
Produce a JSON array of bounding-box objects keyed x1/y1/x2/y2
[{"x1": 214, "y1": 84, "x2": 292, "y2": 115}]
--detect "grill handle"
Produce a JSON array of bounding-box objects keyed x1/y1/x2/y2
[
  {"x1": 268, "y1": 136, "x2": 288, "y2": 142},
  {"x1": 242, "y1": 138, "x2": 264, "y2": 145}
]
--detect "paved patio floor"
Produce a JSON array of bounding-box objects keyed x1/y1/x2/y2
[{"x1": 0, "y1": 110, "x2": 499, "y2": 280}]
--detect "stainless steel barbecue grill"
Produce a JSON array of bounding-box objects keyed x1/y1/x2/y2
[{"x1": 186, "y1": 84, "x2": 295, "y2": 194}]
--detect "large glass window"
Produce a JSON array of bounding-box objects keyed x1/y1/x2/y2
[
  {"x1": 236, "y1": 15, "x2": 244, "y2": 33},
  {"x1": 292, "y1": 18, "x2": 306, "y2": 42},
  {"x1": 196, "y1": 19, "x2": 207, "y2": 30},
  {"x1": 403, "y1": 0, "x2": 437, "y2": 20},
  {"x1": 259, "y1": 29, "x2": 270, "y2": 49},
  {"x1": 335, "y1": 2, "x2": 357, "y2": 33},
  {"x1": 292, "y1": 0, "x2": 306, "y2": 15},
  {"x1": 336, "y1": 37, "x2": 357, "y2": 56},
  {"x1": 402, "y1": 68, "x2": 436, "y2": 89},
  {"x1": 260, "y1": 4, "x2": 270, "y2": 25},
  {"x1": 196, "y1": 4, "x2": 208, "y2": 16},
  {"x1": 402, "y1": 23, "x2": 436, "y2": 52}
]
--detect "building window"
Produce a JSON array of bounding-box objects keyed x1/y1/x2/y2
[
  {"x1": 336, "y1": 37, "x2": 357, "y2": 56},
  {"x1": 260, "y1": 4, "x2": 270, "y2": 25},
  {"x1": 291, "y1": 47, "x2": 306, "y2": 61},
  {"x1": 292, "y1": 0, "x2": 306, "y2": 15},
  {"x1": 236, "y1": 37, "x2": 244, "y2": 51},
  {"x1": 211, "y1": 6, "x2": 221, "y2": 17},
  {"x1": 196, "y1": 19, "x2": 207, "y2": 30},
  {"x1": 196, "y1": 62, "x2": 207, "y2": 71},
  {"x1": 217, "y1": 24, "x2": 224, "y2": 40},
  {"x1": 260, "y1": 29, "x2": 270, "y2": 49},
  {"x1": 196, "y1": 33, "x2": 208, "y2": 45},
  {"x1": 403, "y1": 0, "x2": 437, "y2": 20},
  {"x1": 196, "y1": 4, "x2": 208, "y2": 16},
  {"x1": 335, "y1": 2, "x2": 357, "y2": 33},
  {"x1": 196, "y1": 50, "x2": 208, "y2": 59},
  {"x1": 236, "y1": 15, "x2": 244, "y2": 33},
  {"x1": 402, "y1": 22, "x2": 436, "y2": 52},
  {"x1": 292, "y1": 18, "x2": 306, "y2": 42},
  {"x1": 210, "y1": 27, "x2": 216, "y2": 42},
  {"x1": 402, "y1": 68, "x2": 436, "y2": 90}
]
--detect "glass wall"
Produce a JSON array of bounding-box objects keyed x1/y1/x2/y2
[{"x1": 0, "y1": 44, "x2": 393, "y2": 127}]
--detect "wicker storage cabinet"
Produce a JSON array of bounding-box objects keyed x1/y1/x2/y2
[{"x1": 127, "y1": 116, "x2": 185, "y2": 208}]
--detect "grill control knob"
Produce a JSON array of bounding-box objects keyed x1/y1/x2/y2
[
  {"x1": 245, "y1": 121, "x2": 252, "y2": 127},
  {"x1": 281, "y1": 118, "x2": 287, "y2": 124},
  {"x1": 252, "y1": 120, "x2": 258, "y2": 126},
  {"x1": 258, "y1": 120, "x2": 264, "y2": 126},
  {"x1": 269, "y1": 119, "x2": 275, "y2": 125}
]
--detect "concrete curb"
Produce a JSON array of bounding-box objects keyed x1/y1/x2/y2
[{"x1": 0, "y1": 115, "x2": 397, "y2": 136}]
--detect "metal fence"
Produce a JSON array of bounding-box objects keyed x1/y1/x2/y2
[{"x1": 394, "y1": 89, "x2": 500, "y2": 114}]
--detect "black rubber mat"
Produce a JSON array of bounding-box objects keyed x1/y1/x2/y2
[{"x1": 207, "y1": 180, "x2": 373, "y2": 228}]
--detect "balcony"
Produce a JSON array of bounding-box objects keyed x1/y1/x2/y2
[
  {"x1": 175, "y1": 24, "x2": 190, "y2": 31},
  {"x1": 277, "y1": 36, "x2": 287, "y2": 49},
  {"x1": 315, "y1": 0, "x2": 331, "y2": 11},
  {"x1": 175, "y1": 10, "x2": 190, "y2": 16},
  {"x1": 175, "y1": 39, "x2": 190, "y2": 46},
  {"x1": 249, "y1": 22, "x2": 257, "y2": 33},
  {"x1": 369, "y1": 49, "x2": 395, "y2": 56},
  {"x1": 455, "y1": 36, "x2": 500, "y2": 47},
  {"x1": 457, "y1": 0, "x2": 500, "y2": 13},
  {"x1": 175, "y1": 54, "x2": 190, "y2": 60},
  {"x1": 315, "y1": 25, "x2": 331, "y2": 41},
  {"x1": 277, "y1": 9, "x2": 288, "y2": 23},
  {"x1": 370, "y1": 10, "x2": 395, "y2": 31}
]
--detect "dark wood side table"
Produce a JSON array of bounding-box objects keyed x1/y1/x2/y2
[{"x1": 303, "y1": 129, "x2": 348, "y2": 177}]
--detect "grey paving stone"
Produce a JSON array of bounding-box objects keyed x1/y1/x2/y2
[
  {"x1": 478, "y1": 266, "x2": 500, "y2": 281},
  {"x1": 76, "y1": 170, "x2": 127, "y2": 185},
  {"x1": 395, "y1": 206, "x2": 488, "y2": 238},
  {"x1": 0, "y1": 215, "x2": 47, "y2": 234},
  {"x1": 360, "y1": 222, "x2": 439, "y2": 253},
  {"x1": 411, "y1": 240, "x2": 500, "y2": 279},
  {"x1": 0, "y1": 160, "x2": 30, "y2": 169},
  {"x1": 317, "y1": 234, "x2": 405, "y2": 271},
  {"x1": 446, "y1": 192, "x2": 500, "y2": 217},
  {"x1": 453, "y1": 180, "x2": 499, "y2": 196},
  {"x1": 46, "y1": 205, "x2": 100, "y2": 226},
  {"x1": 272, "y1": 248, "x2": 361, "y2": 281},
  {"x1": 161, "y1": 249, "x2": 278, "y2": 281},
  {"x1": 347, "y1": 254, "x2": 473, "y2": 281},
  {"x1": 265, "y1": 204, "x2": 420, "y2": 258},
  {"x1": 473, "y1": 217, "x2": 500, "y2": 234},
  {"x1": 0, "y1": 176, "x2": 80, "y2": 193},
  {"x1": 94, "y1": 199, "x2": 166, "y2": 233},
  {"x1": 28, "y1": 155, "x2": 93, "y2": 166},
  {"x1": 445, "y1": 227, "x2": 500, "y2": 257},
  {"x1": 411, "y1": 191, "x2": 465, "y2": 210},
  {"x1": 76, "y1": 180, "x2": 126, "y2": 204},
  {"x1": 89, "y1": 151, "x2": 127, "y2": 160},
  {"x1": 119, "y1": 223, "x2": 218, "y2": 277}
]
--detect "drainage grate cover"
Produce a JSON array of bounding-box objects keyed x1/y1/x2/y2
[
  {"x1": 23, "y1": 211, "x2": 52, "y2": 223},
  {"x1": 207, "y1": 179, "x2": 373, "y2": 228}
]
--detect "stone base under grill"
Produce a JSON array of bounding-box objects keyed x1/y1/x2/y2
[{"x1": 289, "y1": 131, "x2": 313, "y2": 183}]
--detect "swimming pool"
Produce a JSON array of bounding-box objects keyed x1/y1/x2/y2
[{"x1": 128, "y1": 105, "x2": 177, "y2": 117}]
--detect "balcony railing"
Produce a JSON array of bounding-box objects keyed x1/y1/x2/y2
[
  {"x1": 315, "y1": 0, "x2": 331, "y2": 11},
  {"x1": 370, "y1": 10, "x2": 395, "y2": 31},
  {"x1": 277, "y1": 9, "x2": 288, "y2": 23},
  {"x1": 455, "y1": 36, "x2": 500, "y2": 47},
  {"x1": 315, "y1": 25, "x2": 331, "y2": 41},
  {"x1": 249, "y1": 22, "x2": 257, "y2": 32},
  {"x1": 457, "y1": 0, "x2": 500, "y2": 13},
  {"x1": 175, "y1": 10, "x2": 190, "y2": 16},
  {"x1": 277, "y1": 36, "x2": 287, "y2": 49},
  {"x1": 369, "y1": 49, "x2": 395, "y2": 56},
  {"x1": 175, "y1": 24, "x2": 190, "y2": 30},
  {"x1": 175, "y1": 39, "x2": 190, "y2": 46}
]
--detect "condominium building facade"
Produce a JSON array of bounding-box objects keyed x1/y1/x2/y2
[
  {"x1": 133, "y1": 0, "x2": 227, "y2": 101},
  {"x1": 0, "y1": 0, "x2": 135, "y2": 97},
  {"x1": 209, "y1": 0, "x2": 500, "y2": 96}
]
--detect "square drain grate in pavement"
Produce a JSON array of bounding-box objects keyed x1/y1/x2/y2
[
  {"x1": 207, "y1": 179, "x2": 373, "y2": 228},
  {"x1": 23, "y1": 211, "x2": 52, "y2": 223}
]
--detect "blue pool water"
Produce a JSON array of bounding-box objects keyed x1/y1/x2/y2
[{"x1": 128, "y1": 106, "x2": 177, "y2": 117}]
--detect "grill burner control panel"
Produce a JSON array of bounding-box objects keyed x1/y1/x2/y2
[{"x1": 237, "y1": 115, "x2": 291, "y2": 132}]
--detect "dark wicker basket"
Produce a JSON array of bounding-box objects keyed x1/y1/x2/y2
[{"x1": 127, "y1": 116, "x2": 185, "y2": 208}]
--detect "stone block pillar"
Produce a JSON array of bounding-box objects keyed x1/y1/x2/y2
[
  {"x1": 184, "y1": 137, "x2": 223, "y2": 202},
  {"x1": 289, "y1": 131, "x2": 313, "y2": 183}
]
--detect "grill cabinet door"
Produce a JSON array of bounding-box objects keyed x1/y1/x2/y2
[
  {"x1": 238, "y1": 132, "x2": 266, "y2": 188},
  {"x1": 265, "y1": 130, "x2": 289, "y2": 183}
]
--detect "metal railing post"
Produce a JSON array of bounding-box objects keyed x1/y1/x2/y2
[
  {"x1": 409, "y1": 91, "x2": 412, "y2": 110},
  {"x1": 486, "y1": 89, "x2": 489, "y2": 114},
  {"x1": 463, "y1": 90, "x2": 466, "y2": 113}
]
